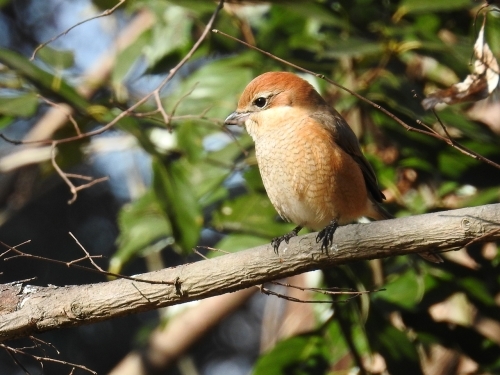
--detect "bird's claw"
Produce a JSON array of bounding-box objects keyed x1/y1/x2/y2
[
  {"x1": 271, "y1": 232, "x2": 295, "y2": 254},
  {"x1": 316, "y1": 220, "x2": 339, "y2": 252},
  {"x1": 271, "y1": 226, "x2": 302, "y2": 254}
]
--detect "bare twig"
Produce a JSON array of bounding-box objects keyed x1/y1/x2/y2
[
  {"x1": 68, "y1": 232, "x2": 105, "y2": 271},
  {"x1": 0, "y1": 343, "x2": 97, "y2": 374},
  {"x1": 0, "y1": 240, "x2": 176, "y2": 286},
  {"x1": 465, "y1": 228, "x2": 500, "y2": 247},
  {"x1": 260, "y1": 281, "x2": 382, "y2": 304},
  {"x1": 37, "y1": 96, "x2": 81, "y2": 135},
  {"x1": 31, "y1": 0, "x2": 126, "y2": 60},
  {"x1": 50, "y1": 143, "x2": 109, "y2": 204},
  {"x1": 271, "y1": 280, "x2": 385, "y2": 296},
  {"x1": 152, "y1": 82, "x2": 202, "y2": 131},
  {"x1": 0, "y1": 134, "x2": 22, "y2": 145},
  {"x1": 196, "y1": 245, "x2": 230, "y2": 255}
]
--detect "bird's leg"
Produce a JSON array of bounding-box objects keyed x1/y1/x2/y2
[
  {"x1": 316, "y1": 219, "x2": 339, "y2": 252},
  {"x1": 271, "y1": 225, "x2": 303, "y2": 254}
]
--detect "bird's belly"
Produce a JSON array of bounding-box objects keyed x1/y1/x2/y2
[
  {"x1": 255, "y1": 131, "x2": 369, "y2": 230},
  {"x1": 256, "y1": 149, "x2": 337, "y2": 230},
  {"x1": 271, "y1": 191, "x2": 332, "y2": 230}
]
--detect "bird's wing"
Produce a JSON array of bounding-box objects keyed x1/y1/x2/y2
[{"x1": 311, "y1": 110, "x2": 386, "y2": 203}]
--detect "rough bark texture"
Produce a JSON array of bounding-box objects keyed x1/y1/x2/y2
[{"x1": 1, "y1": 204, "x2": 499, "y2": 342}]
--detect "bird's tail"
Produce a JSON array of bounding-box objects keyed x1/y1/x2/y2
[{"x1": 371, "y1": 202, "x2": 394, "y2": 220}]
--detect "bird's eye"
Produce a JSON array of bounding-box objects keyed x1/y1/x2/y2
[{"x1": 253, "y1": 97, "x2": 267, "y2": 108}]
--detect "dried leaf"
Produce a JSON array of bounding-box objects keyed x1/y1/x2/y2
[{"x1": 422, "y1": 19, "x2": 499, "y2": 109}]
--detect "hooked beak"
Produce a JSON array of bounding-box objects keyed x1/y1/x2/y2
[{"x1": 224, "y1": 111, "x2": 250, "y2": 126}]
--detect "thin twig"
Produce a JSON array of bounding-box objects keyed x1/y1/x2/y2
[
  {"x1": 0, "y1": 343, "x2": 97, "y2": 374},
  {"x1": 68, "y1": 232, "x2": 104, "y2": 271},
  {"x1": 270, "y1": 280, "x2": 385, "y2": 296},
  {"x1": 464, "y1": 228, "x2": 500, "y2": 247},
  {"x1": 38, "y1": 95, "x2": 82, "y2": 135},
  {"x1": 259, "y1": 284, "x2": 364, "y2": 304},
  {"x1": 154, "y1": 90, "x2": 171, "y2": 129},
  {"x1": 50, "y1": 143, "x2": 109, "y2": 204},
  {"x1": 0, "y1": 241, "x2": 176, "y2": 286},
  {"x1": 30, "y1": 0, "x2": 126, "y2": 60}
]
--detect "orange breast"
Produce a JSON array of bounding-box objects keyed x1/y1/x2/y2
[{"x1": 254, "y1": 116, "x2": 370, "y2": 229}]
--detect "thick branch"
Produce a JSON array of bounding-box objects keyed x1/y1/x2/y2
[{"x1": 1, "y1": 204, "x2": 499, "y2": 342}]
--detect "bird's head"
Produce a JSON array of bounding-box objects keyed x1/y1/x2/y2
[{"x1": 224, "y1": 72, "x2": 328, "y2": 137}]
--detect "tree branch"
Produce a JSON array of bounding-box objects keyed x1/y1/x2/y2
[{"x1": 1, "y1": 204, "x2": 499, "y2": 342}]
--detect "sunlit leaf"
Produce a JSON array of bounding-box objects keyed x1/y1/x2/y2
[
  {"x1": 0, "y1": 115, "x2": 13, "y2": 129},
  {"x1": 376, "y1": 269, "x2": 422, "y2": 310},
  {"x1": 214, "y1": 233, "x2": 268, "y2": 255},
  {"x1": 111, "y1": 190, "x2": 172, "y2": 273},
  {"x1": 165, "y1": 53, "x2": 255, "y2": 119},
  {"x1": 0, "y1": 48, "x2": 89, "y2": 113},
  {"x1": 37, "y1": 47, "x2": 75, "y2": 70},
  {"x1": 212, "y1": 193, "x2": 295, "y2": 239},
  {"x1": 398, "y1": 0, "x2": 471, "y2": 14},
  {"x1": 111, "y1": 29, "x2": 151, "y2": 101},
  {"x1": 143, "y1": 4, "x2": 192, "y2": 68},
  {"x1": 459, "y1": 277, "x2": 496, "y2": 306},
  {"x1": 152, "y1": 158, "x2": 202, "y2": 253},
  {"x1": 253, "y1": 335, "x2": 329, "y2": 375},
  {"x1": 0, "y1": 93, "x2": 38, "y2": 117}
]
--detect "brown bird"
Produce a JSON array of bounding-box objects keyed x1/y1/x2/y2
[{"x1": 225, "y1": 72, "x2": 441, "y2": 263}]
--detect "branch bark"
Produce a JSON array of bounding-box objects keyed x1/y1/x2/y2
[{"x1": 1, "y1": 204, "x2": 499, "y2": 342}]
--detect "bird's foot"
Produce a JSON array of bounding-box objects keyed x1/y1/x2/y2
[
  {"x1": 271, "y1": 226, "x2": 302, "y2": 254},
  {"x1": 316, "y1": 219, "x2": 339, "y2": 252}
]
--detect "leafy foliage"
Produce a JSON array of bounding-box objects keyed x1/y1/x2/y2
[{"x1": 0, "y1": 0, "x2": 499, "y2": 374}]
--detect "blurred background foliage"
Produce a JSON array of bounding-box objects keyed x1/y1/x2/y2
[{"x1": 0, "y1": 0, "x2": 499, "y2": 374}]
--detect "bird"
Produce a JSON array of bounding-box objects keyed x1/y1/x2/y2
[{"x1": 225, "y1": 72, "x2": 442, "y2": 263}]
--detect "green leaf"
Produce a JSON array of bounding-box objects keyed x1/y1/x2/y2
[
  {"x1": 323, "y1": 37, "x2": 384, "y2": 59},
  {"x1": 111, "y1": 190, "x2": 172, "y2": 273},
  {"x1": 152, "y1": 158, "x2": 202, "y2": 253},
  {"x1": 0, "y1": 116, "x2": 14, "y2": 129},
  {"x1": 0, "y1": 93, "x2": 38, "y2": 117},
  {"x1": 462, "y1": 187, "x2": 500, "y2": 208},
  {"x1": 143, "y1": 4, "x2": 192, "y2": 68},
  {"x1": 459, "y1": 277, "x2": 496, "y2": 306},
  {"x1": 0, "y1": 48, "x2": 89, "y2": 113},
  {"x1": 397, "y1": 0, "x2": 471, "y2": 14},
  {"x1": 164, "y1": 54, "x2": 255, "y2": 119},
  {"x1": 243, "y1": 165, "x2": 265, "y2": 192},
  {"x1": 214, "y1": 234, "x2": 269, "y2": 255},
  {"x1": 438, "y1": 151, "x2": 479, "y2": 179},
  {"x1": 376, "y1": 269, "x2": 423, "y2": 310},
  {"x1": 37, "y1": 47, "x2": 75, "y2": 70},
  {"x1": 253, "y1": 335, "x2": 329, "y2": 375},
  {"x1": 377, "y1": 324, "x2": 421, "y2": 371},
  {"x1": 325, "y1": 320, "x2": 350, "y2": 366},
  {"x1": 367, "y1": 307, "x2": 423, "y2": 375},
  {"x1": 212, "y1": 193, "x2": 295, "y2": 239},
  {"x1": 190, "y1": 160, "x2": 229, "y2": 207},
  {"x1": 111, "y1": 29, "x2": 151, "y2": 102},
  {"x1": 399, "y1": 157, "x2": 434, "y2": 173}
]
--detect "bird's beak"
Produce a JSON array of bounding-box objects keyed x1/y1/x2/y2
[{"x1": 224, "y1": 111, "x2": 250, "y2": 126}]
